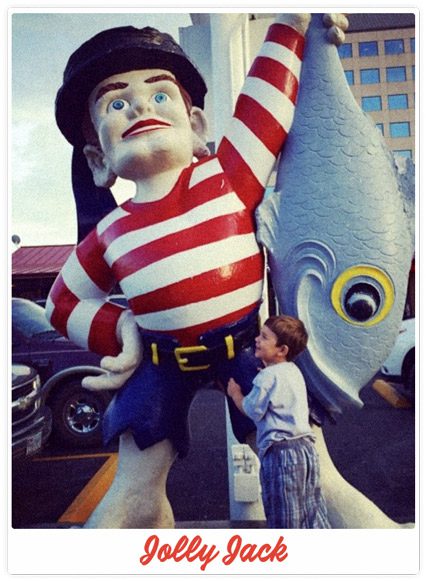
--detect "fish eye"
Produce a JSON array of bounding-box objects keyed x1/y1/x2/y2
[
  {"x1": 153, "y1": 92, "x2": 169, "y2": 104},
  {"x1": 107, "y1": 99, "x2": 129, "y2": 112},
  {"x1": 344, "y1": 283, "x2": 381, "y2": 322},
  {"x1": 331, "y1": 265, "x2": 394, "y2": 326}
]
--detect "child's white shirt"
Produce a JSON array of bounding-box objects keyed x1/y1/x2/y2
[{"x1": 242, "y1": 361, "x2": 314, "y2": 460}]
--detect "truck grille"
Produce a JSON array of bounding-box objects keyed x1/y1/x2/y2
[{"x1": 12, "y1": 373, "x2": 41, "y2": 427}]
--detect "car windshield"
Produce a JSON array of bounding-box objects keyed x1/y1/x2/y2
[{"x1": 12, "y1": 299, "x2": 57, "y2": 338}]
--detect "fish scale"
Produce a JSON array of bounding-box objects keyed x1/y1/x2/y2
[{"x1": 257, "y1": 13, "x2": 414, "y2": 418}]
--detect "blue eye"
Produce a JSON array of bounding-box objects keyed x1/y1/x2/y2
[
  {"x1": 108, "y1": 99, "x2": 128, "y2": 112},
  {"x1": 153, "y1": 92, "x2": 168, "y2": 104}
]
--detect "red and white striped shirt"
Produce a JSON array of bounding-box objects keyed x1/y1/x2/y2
[{"x1": 47, "y1": 21, "x2": 305, "y2": 355}]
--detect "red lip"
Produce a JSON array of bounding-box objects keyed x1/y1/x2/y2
[{"x1": 122, "y1": 118, "x2": 171, "y2": 139}]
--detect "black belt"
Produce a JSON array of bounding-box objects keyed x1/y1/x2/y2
[{"x1": 140, "y1": 317, "x2": 259, "y2": 372}]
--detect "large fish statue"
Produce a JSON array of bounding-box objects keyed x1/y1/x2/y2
[{"x1": 256, "y1": 13, "x2": 415, "y2": 418}]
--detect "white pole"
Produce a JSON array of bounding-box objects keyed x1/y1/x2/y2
[
  {"x1": 210, "y1": 13, "x2": 265, "y2": 523},
  {"x1": 210, "y1": 14, "x2": 246, "y2": 136}
]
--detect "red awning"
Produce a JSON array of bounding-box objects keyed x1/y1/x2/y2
[{"x1": 12, "y1": 245, "x2": 75, "y2": 276}]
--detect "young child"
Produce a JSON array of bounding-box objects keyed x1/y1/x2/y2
[{"x1": 227, "y1": 315, "x2": 330, "y2": 528}]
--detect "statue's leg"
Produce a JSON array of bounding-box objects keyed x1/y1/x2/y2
[
  {"x1": 314, "y1": 425, "x2": 412, "y2": 528},
  {"x1": 84, "y1": 433, "x2": 177, "y2": 529}
]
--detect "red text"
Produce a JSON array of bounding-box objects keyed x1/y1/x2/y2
[
  {"x1": 139, "y1": 534, "x2": 220, "y2": 571},
  {"x1": 223, "y1": 534, "x2": 288, "y2": 565}
]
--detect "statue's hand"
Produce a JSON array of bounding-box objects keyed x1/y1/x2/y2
[
  {"x1": 82, "y1": 310, "x2": 143, "y2": 391},
  {"x1": 323, "y1": 13, "x2": 349, "y2": 46},
  {"x1": 275, "y1": 14, "x2": 348, "y2": 44}
]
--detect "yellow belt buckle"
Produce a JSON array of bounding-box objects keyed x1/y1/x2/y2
[
  {"x1": 151, "y1": 343, "x2": 159, "y2": 366},
  {"x1": 174, "y1": 345, "x2": 210, "y2": 372},
  {"x1": 224, "y1": 334, "x2": 235, "y2": 359}
]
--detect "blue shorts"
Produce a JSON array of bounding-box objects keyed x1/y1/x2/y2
[{"x1": 102, "y1": 310, "x2": 260, "y2": 457}]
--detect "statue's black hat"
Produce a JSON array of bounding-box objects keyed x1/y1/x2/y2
[
  {"x1": 56, "y1": 25, "x2": 207, "y2": 146},
  {"x1": 55, "y1": 26, "x2": 207, "y2": 241}
]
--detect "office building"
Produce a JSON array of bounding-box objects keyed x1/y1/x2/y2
[
  {"x1": 181, "y1": 13, "x2": 416, "y2": 162},
  {"x1": 338, "y1": 13, "x2": 415, "y2": 162}
]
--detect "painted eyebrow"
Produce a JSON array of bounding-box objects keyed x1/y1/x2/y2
[
  {"x1": 95, "y1": 82, "x2": 128, "y2": 103},
  {"x1": 145, "y1": 74, "x2": 179, "y2": 87},
  {"x1": 94, "y1": 75, "x2": 178, "y2": 103}
]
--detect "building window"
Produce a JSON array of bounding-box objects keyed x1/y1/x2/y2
[
  {"x1": 390, "y1": 122, "x2": 410, "y2": 138},
  {"x1": 384, "y1": 39, "x2": 405, "y2": 55},
  {"x1": 361, "y1": 96, "x2": 382, "y2": 112},
  {"x1": 410, "y1": 37, "x2": 415, "y2": 53},
  {"x1": 386, "y1": 66, "x2": 406, "y2": 82},
  {"x1": 388, "y1": 94, "x2": 409, "y2": 110},
  {"x1": 359, "y1": 41, "x2": 378, "y2": 57},
  {"x1": 338, "y1": 43, "x2": 353, "y2": 58},
  {"x1": 344, "y1": 70, "x2": 354, "y2": 85},
  {"x1": 360, "y1": 68, "x2": 380, "y2": 84},
  {"x1": 393, "y1": 150, "x2": 412, "y2": 159},
  {"x1": 412, "y1": 65, "x2": 415, "y2": 80},
  {"x1": 376, "y1": 123, "x2": 384, "y2": 135}
]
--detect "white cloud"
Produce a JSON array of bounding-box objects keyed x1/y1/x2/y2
[
  {"x1": 11, "y1": 11, "x2": 191, "y2": 247},
  {"x1": 11, "y1": 103, "x2": 76, "y2": 244}
]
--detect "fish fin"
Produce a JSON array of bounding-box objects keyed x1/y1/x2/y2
[{"x1": 255, "y1": 191, "x2": 281, "y2": 249}]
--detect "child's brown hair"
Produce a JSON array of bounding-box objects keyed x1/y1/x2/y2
[{"x1": 264, "y1": 315, "x2": 308, "y2": 362}]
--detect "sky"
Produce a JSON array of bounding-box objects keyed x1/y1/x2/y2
[
  {"x1": 10, "y1": 10, "x2": 192, "y2": 247},
  {"x1": 9, "y1": 5, "x2": 422, "y2": 248}
]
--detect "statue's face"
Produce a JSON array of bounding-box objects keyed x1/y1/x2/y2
[{"x1": 88, "y1": 68, "x2": 194, "y2": 180}]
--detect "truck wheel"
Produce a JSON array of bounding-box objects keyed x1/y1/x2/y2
[{"x1": 48, "y1": 379, "x2": 109, "y2": 448}]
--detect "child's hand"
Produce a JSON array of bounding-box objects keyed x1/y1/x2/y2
[
  {"x1": 227, "y1": 378, "x2": 242, "y2": 399},
  {"x1": 227, "y1": 378, "x2": 246, "y2": 414}
]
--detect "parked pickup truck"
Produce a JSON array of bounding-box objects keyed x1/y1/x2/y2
[{"x1": 12, "y1": 363, "x2": 52, "y2": 460}]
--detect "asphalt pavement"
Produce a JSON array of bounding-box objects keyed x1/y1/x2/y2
[
  {"x1": 11, "y1": 379, "x2": 415, "y2": 528},
  {"x1": 322, "y1": 380, "x2": 415, "y2": 524}
]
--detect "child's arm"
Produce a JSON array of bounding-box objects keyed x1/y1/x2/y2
[{"x1": 227, "y1": 378, "x2": 246, "y2": 415}]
